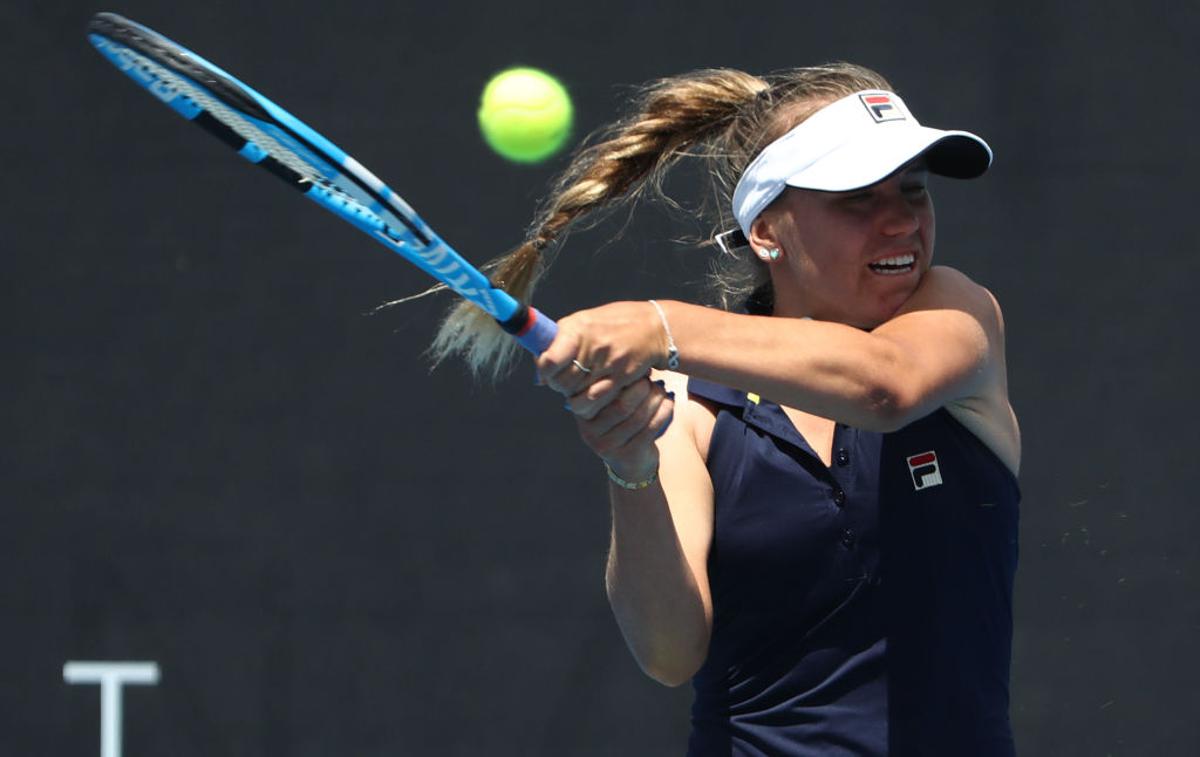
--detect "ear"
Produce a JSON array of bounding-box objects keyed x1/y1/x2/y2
[{"x1": 748, "y1": 214, "x2": 783, "y2": 261}]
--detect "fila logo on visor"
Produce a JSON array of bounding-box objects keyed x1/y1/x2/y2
[
  {"x1": 859, "y1": 93, "x2": 906, "y2": 123},
  {"x1": 907, "y1": 450, "x2": 943, "y2": 490}
]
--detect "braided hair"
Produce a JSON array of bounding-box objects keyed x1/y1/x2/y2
[{"x1": 425, "y1": 63, "x2": 890, "y2": 376}]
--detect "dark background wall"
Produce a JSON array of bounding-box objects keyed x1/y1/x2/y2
[{"x1": 4, "y1": 1, "x2": 1197, "y2": 754}]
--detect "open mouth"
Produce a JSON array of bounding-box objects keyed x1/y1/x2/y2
[{"x1": 868, "y1": 253, "x2": 916, "y2": 276}]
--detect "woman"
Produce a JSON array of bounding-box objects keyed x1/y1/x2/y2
[{"x1": 435, "y1": 64, "x2": 1020, "y2": 755}]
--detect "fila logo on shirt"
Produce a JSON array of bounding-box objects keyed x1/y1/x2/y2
[
  {"x1": 859, "y1": 93, "x2": 907, "y2": 123},
  {"x1": 906, "y1": 450, "x2": 943, "y2": 490}
]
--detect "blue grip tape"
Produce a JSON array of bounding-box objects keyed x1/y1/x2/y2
[{"x1": 515, "y1": 308, "x2": 558, "y2": 355}]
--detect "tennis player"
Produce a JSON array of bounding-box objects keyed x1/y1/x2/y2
[{"x1": 439, "y1": 64, "x2": 1020, "y2": 756}]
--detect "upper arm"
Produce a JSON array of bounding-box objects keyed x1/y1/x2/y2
[
  {"x1": 870, "y1": 266, "x2": 1006, "y2": 425},
  {"x1": 651, "y1": 370, "x2": 716, "y2": 620}
]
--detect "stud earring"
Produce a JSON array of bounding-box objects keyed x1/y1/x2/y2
[{"x1": 769, "y1": 248, "x2": 781, "y2": 260}]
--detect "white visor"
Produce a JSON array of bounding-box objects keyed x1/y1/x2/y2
[{"x1": 731, "y1": 90, "x2": 992, "y2": 238}]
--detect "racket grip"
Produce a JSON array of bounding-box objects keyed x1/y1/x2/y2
[{"x1": 507, "y1": 306, "x2": 558, "y2": 355}]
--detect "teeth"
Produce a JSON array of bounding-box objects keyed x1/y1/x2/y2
[
  {"x1": 868, "y1": 253, "x2": 916, "y2": 274},
  {"x1": 873, "y1": 253, "x2": 915, "y2": 266}
]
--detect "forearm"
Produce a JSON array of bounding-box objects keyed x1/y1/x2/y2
[
  {"x1": 660, "y1": 300, "x2": 910, "y2": 430},
  {"x1": 605, "y1": 484, "x2": 711, "y2": 687}
]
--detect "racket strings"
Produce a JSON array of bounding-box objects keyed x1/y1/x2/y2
[{"x1": 123, "y1": 45, "x2": 376, "y2": 216}]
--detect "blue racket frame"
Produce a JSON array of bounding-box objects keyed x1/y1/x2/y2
[{"x1": 86, "y1": 12, "x2": 557, "y2": 354}]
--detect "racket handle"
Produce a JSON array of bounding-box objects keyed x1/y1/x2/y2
[{"x1": 502, "y1": 305, "x2": 558, "y2": 355}]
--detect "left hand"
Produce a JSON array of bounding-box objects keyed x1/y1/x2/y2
[{"x1": 536, "y1": 301, "x2": 668, "y2": 399}]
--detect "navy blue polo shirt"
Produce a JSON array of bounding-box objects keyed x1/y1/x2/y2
[{"x1": 685, "y1": 378, "x2": 1019, "y2": 757}]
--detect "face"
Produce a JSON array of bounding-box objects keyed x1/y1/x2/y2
[{"x1": 751, "y1": 162, "x2": 934, "y2": 328}]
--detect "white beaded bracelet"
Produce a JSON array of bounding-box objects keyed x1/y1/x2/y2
[
  {"x1": 605, "y1": 462, "x2": 659, "y2": 490},
  {"x1": 647, "y1": 299, "x2": 680, "y2": 370}
]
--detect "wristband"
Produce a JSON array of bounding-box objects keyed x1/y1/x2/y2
[
  {"x1": 605, "y1": 462, "x2": 659, "y2": 490},
  {"x1": 647, "y1": 299, "x2": 680, "y2": 370}
]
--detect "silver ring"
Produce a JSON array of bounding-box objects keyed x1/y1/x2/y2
[{"x1": 572, "y1": 359, "x2": 592, "y2": 375}]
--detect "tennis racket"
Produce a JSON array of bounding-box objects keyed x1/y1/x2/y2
[{"x1": 85, "y1": 12, "x2": 557, "y2": 354}]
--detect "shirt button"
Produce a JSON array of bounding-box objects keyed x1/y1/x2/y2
[
  {"x1": 841, "y1": 529, "x2": 856, "y2": 548},
  {"x1": 836, "y1": 448, "x2": 850, "y2": 466},
  {"x1": 831, "y1": 488, "x2": 847, "y2": 507}
]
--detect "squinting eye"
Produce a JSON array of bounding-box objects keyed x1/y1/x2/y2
[{"x1": 903, "y1": 185, "x2": 928, "y2": 196}]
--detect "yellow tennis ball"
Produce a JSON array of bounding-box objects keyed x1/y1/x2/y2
[{"x1": 478, "y1": 67, "x2": 573, "y2": 164}]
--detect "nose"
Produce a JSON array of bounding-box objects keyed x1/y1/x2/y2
[{"x1": 877, "y1": 192, "x2": 920, "y2": 237}]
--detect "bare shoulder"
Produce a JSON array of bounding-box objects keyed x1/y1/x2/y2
[
  {"x1": 647, "y1": 371, "x2": 719, "y2": 555},
  {"x1": 652, "y1": 370, "x2": 719, "y2": 463},
  {"x1": 902, "y1": 267, "x2": 1019, "y2": 473},
  {"x1": 899, "y1": 265, "x2": 1005, "y2": 337},
  {"x1": 877, "y1": 265, "x2": 1007, "y2": 386}
]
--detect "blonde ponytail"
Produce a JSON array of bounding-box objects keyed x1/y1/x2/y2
[
  {"x1": 422, "y1": 63, "x2": 891, "y2": 377},
  {"x1": 428, "y1": 69, "x2": 768, "y2": 377}
]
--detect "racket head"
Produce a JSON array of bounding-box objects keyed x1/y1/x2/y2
[
  {"x1": 86, "y1": 13, "x2": 430, "y2": 243},
  {"x1": 86, "y1": 13, "x2": 554, "y2": 350}
]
